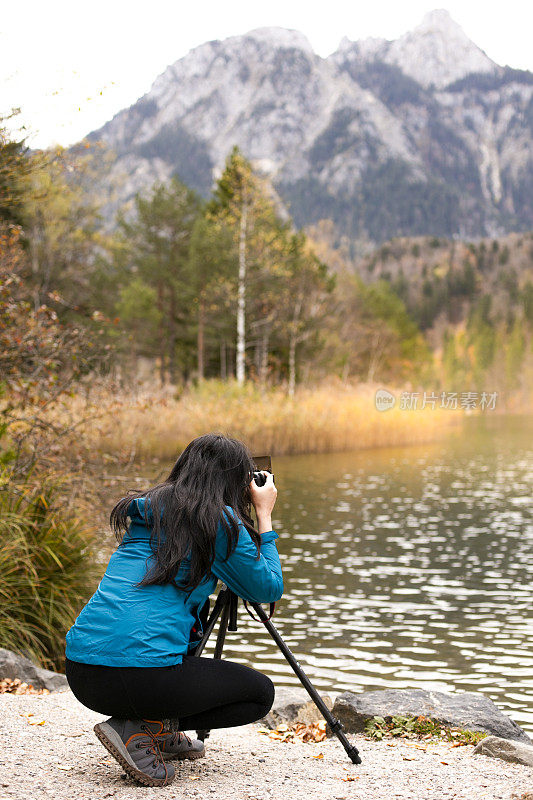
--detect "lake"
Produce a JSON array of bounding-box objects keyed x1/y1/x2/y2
[{"x1": 100, "y1": 413, "x2": 533, "y2": 733}]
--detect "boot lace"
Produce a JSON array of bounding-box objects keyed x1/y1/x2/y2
[
  {"x1": 139, "y1": 724, "x2": 168, "y2": 777},
  {"x1": 168, "y1": 731, "x2": 193, "y2": 747}
]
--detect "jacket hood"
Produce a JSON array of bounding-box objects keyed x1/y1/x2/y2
[{"x1": 127, "y1": 496, "x2": 154, "y2": 524}]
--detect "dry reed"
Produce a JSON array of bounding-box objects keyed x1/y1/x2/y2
[{"x1": 56, "y1": 379, "x2": 461, "y2": 462}]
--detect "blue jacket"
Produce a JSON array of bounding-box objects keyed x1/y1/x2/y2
[{"x1": 65, "y1": 498, "x2": 283, "y2": 667}]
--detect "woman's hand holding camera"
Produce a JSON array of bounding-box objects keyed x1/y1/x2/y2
[{"x1": 249, "y1": 472, "x2": 277, "y2": 534}]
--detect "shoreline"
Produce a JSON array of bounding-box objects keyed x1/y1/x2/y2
[
  {"x1": 1, "y1": 689, "x2": 532, "y2": 800},
  {"x1": 48, "y1": 381, "x2": 464, "y2": 462}
]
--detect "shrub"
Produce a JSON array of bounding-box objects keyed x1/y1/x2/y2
[
  {"x1": 0, "y1": 472, "x2": 99, "y2": 671},
  {"x1": 364, "y1": 714, "x2": 488, "y2": 744}
]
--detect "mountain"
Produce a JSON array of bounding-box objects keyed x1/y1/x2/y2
[
  {"x1": 335, "y1": 10, "x2": 498, "y2": 89},
  {"x1": 84, "y1": 12, "x2": 533, "y2": 244}
]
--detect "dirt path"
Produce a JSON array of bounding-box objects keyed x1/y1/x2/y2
[{"x1": 0, "y1": 689, "x2": 531, "y2": 800}]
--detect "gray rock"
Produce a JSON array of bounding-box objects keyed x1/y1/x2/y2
[
  {"x1": 261, "y1": 686, "x2": 333, "y2": 729},
  {"x1": 332, "y1": 688, "x2": 531, "y2": 744},
  {"x1": 473, "y1": 735, "x2": 533, "y2": 766},
  {"x1": 0, "y1": 648, "x2": 68, "y2": 692}
]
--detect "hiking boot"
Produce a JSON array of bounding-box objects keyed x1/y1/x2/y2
[
  {"x1": 153, "y1": 721, "x2": 206, "y2": 761},
  {"x1": 93, "y1": 718, "x2": 175, "y2": 787}
]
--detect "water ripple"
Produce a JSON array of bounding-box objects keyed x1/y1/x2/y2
[{"x1": 215, "y1": 415, "x2": 533, "y2": 733}]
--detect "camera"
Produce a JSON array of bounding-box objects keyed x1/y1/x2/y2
[
  {"x1": 253, "y1": 470, "x2": 268, "y2": 487},
  {"x1": 252, "y1": 455, "x2": 272, "y2": 487}
]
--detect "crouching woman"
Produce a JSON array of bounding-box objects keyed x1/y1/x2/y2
[{"x1": 65, "y1": 433, "x2": 283, "y2": 787}]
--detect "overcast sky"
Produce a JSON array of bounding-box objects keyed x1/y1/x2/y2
[{"x1": 1, "y1": 0, "x2": 532, "y2": 150}]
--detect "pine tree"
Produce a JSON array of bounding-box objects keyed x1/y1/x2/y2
[{"x1": 115, "y1": 177, "x2": 200, "y2": 384}]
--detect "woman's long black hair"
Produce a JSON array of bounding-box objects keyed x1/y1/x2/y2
[{"x1": 109, "y1": 433, "x2": 260, "y2": 592}]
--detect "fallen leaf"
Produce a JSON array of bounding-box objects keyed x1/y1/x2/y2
[
  {"x1": 1, "y1": 678, "x2": 48, "y2": 696},
  {"x1": 263, "y1": 720, "x2": 329, "y2": 745},
  {"x1": 402, "y1": 756, "x2": 416, "y2": 761},
  {"x1": 312, "y1": 753, "x2": 324, "y2": 759},
  {"x1": 19, "y1": 713, "x2": 46, "y2": 725},
  {"x1": 189, "y1": 776, "x2": 201, "y2": 780},
  {"x1": 341, "y1": 776, "x2": 359, "y2": 781},
  {"x1": 440, "y1": 761, "x2": 449, "y2": 765}
]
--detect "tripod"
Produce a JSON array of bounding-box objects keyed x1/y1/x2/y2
[{"x1": 191, "y1": 584, "x2": 362, "y2": 765}]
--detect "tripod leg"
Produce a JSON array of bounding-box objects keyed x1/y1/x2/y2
[
  {"x1": 193, "y1": 588, "x2": 229, "y2": 657},
  {"x1": 213, "y1": 602, "x2": 230, "y2": 659},
  {"x1": 250, "y1": 602, "x2": 362, "y2": 765},
  {"x1": 196, "y1": 591, "x2": 232, "y2": 742}
]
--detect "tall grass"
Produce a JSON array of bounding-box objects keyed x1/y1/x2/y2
[
  {"x1": 61, "y1": 379, "x2": 461, "y2": 462},
  {"x1": 0, "y1": 374, "x2": 463, "y2": 678},
  {"x1": 0, "y1": 379, "x2": 459, "y2": 671},
  {"x1": 0, "y1": 474, "x2": 99, "y2": 671}
]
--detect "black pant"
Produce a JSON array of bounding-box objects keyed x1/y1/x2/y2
[{"x1": 65, "y1": 656, "x2": 274, "y2": 731}]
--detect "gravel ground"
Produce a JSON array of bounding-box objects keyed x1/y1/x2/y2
[{"x1": 0, "y1": 689, "x2": 532, "y2": 800}]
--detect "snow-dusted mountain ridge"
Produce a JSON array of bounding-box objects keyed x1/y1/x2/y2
[
  {"x1": 85, "y1": 12, "x2": 533, "y2": 242},
  {"x1": 335, "y1": 10, "x2": 498, "y2": 89}
]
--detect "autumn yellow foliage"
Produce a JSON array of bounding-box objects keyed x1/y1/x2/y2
[{"x1": 55, "y1": 378, "x2": 459, "y2": 462}]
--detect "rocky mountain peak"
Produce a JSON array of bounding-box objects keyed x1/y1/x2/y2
[
  {"x1": 238, "y1": 26, "x2": 315, "y2": 53},
  {"x1": 418, "y1": 8, "x2": 464, "y2": 34},
  {"x1": 331, "y1": 9, "x2": 498, "y2": 89},
  {"x1": 85, "y1": 14, "x2": 533, "y2": 243},
  {"x1": 148, "y1": 26, "x2": 315, "y2": 103},
  {"x1": 335, "y1": 34, "x2": 386, "y2": 57},
  {"x1": 387, "y1": 8, "x2": 498, "y2": 88}
]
